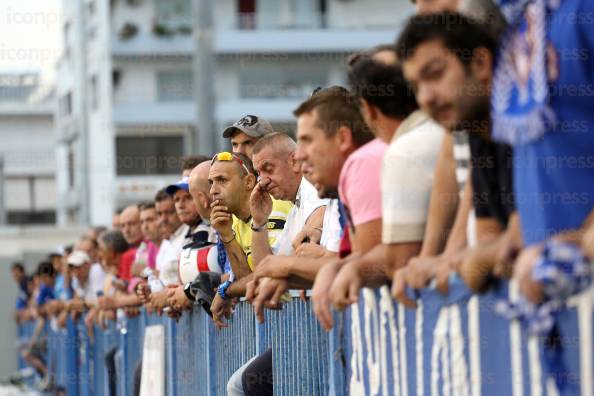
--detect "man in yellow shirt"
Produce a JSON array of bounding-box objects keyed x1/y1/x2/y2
[{"x1": 208, "y1": 151, "x2": 292, "y2": 281}]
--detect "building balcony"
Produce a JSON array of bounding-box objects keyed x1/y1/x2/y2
[
  {"x1": 112, "y1": 98, "x2": 301, "y2": 128},
  {"x1": 116, "y1": 175, "x2": 178, "y2": 204},
  {"x1": 216, "y1": 98, "x2": 301, "y2": 124},
  {"x1": 112, "y1": 101, "x2": 195, "y2": 125},
  {"x1": 111, "y1": 29, "x2": 397, "y2": 57},
  {"x1": 215, "y1": 29, "x2": 397, "y2": 54}
]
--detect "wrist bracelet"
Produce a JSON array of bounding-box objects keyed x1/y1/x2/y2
[
  {"x1": 251, "y1": 221, "x2": 268, "y2": 232},
  {"x1": 217, "y1": 280, "x2": 233, "y2": 300},
  {"x1": 221, "y1": 231, "x2": 236, "y2": 244}
]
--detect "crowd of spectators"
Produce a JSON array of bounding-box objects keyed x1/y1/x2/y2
[{"x1": 11, "y1": 0, "x2": 594, "y2": 394}]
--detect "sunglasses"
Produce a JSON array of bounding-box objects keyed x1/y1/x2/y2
[{"x1": 211, "y1": 152, "x2": 252, "y2": 175}]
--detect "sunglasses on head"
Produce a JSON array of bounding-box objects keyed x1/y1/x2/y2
[{"x1": 211, "y1": 152, "x2": 252, "y2": 175}]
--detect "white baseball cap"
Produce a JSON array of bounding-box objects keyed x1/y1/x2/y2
[{"x1": 67, "y1": 251, "x2": 91, "y2": 267}]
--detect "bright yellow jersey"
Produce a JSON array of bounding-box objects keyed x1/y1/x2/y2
[{"x1": 232, "y1": 198, "x2": 293, "y2": 271}]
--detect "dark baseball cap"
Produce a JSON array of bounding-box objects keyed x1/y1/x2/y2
[{"x1": 222, "y1": 115, "x2": 274, "y2": 138}]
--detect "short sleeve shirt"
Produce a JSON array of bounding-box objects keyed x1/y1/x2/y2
[
  {"x1": 72, "y1": 263, "x2": 106, "y2": 301},
  {"x1": 156, "y1": 223, "x2": 190, "y2": 286},
  {"x1": 118, "y1": 247, "x2": 137, "y2": 282},
  {"x1": 338, "y1": 138, "x2": 386, "y2": 228},
  {"x1": 468, "y1": 133, "x2": 515, "y2": 227},
  {"x1": 320, "y1": 199, "x2": 342, "y2": 253},
  {"x1": 36, "y1": 283, "x2": 55, "y2": 306},
  {"x1": 232, "y1": 198, "x2": 293, "y2": 271},
  {"x1": 382, "y1": 111, "x2": 445, "y2": 244},
  {"x1": 273, "y1": 178, "x2": 328, "y2": 255}
]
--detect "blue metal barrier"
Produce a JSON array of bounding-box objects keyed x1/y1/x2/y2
[
  {"x1": 265, "y1": 294, "x2": 330, "y2": 395},
  {"x1": 342, "y1": 279, "x2": 594, "y2": 396},
  {"x1": 16, "y1": 281, "x2": 594, "y2": 395}
]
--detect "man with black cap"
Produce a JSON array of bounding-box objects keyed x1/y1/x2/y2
[{"x1": 222, "y1": 115, "x2": 275, "y2": 159}]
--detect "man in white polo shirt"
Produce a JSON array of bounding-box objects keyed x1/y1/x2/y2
[{"x1": 67, "y1": 250, "x2": 106, "y2": 314}]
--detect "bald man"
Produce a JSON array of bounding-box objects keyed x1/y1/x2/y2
[
  {"x1": 166, "y1": 161, "x2": 229, "y2": 312},
  {"x1": 119, "y1": 205, "x2": 143, "y2": 246},
  {"x1": 117, "y1": 205, "x2": 143, "y2": 281},
  {"x1": 189, "y1": 161, "x2": 214, "y2": 222}
]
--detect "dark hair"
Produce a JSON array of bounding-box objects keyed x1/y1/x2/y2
[
  {"x1": 180, "y1": 156, "x2": 210, "y2": 172},
  {"x1": 138, "y1": 201, "x2": 156, "y2": 211},
  {"x1": 64, "y1": 245, "x2": 74, "y2": 255},
  {"x1": 154, "y1": 189, "x2": 171, "y2": 203},
  {"x1": 293, "y1": 86, "x2": 374, "y2": 148},
  {"x1": 11, "y1": 262, "x2": 25, "y2": 272},
  {"x1": 37, "y1": 260, "x2": 56, "y2": 278},
  {"x1": 348, "y1": 54, "x2": 418, "y2": 120},
  {"x1": 395, "y1": 11, "x2": 497, "y2": 68},
  {"x1": 99, "y1": 230, "x2": 130, "y2": 254}
]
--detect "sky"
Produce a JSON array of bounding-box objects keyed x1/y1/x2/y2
[{"x1": 0, "y1": 0, "x2": 62, "y2": 82}]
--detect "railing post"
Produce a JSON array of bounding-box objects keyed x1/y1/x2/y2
[
  {"x1": 166, "y1": 317, "x2": 177, "y2": 396},
  {"x1": 65, "y1": 318, "x2": 79, "y2": 395},
  {"x1": 77, "y1": 321, "x2": 92, "y2": 396}
]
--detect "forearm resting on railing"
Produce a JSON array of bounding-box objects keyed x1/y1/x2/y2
[{"x1": 225, "y1": 239, "x2": 252, "y2": 279}]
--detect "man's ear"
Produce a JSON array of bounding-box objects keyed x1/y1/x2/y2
[
  {"x1": 336, "y1": 125, "x2": 354, "y2": 154},
  {"x1": 199, "y1": 192, "x2": 210, "y2": 210},
  {"x1": 288, "y1": 152, "x2": 301, "y2": 173},
  {"x1": 470, "y1": 47, "x2": 493, "y2": 86},
  {"x1": 245, "y1": 173, "x2": 257, "y2": 190}
]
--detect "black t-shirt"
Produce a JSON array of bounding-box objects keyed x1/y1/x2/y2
[{"x1": 468, "y1": 132, "x2": 515, "y2": 227}]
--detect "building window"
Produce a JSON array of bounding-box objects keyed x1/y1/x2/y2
[
  {"x1": 154, "y1": 0, "x2": 191, "y2": 27},
  {"x1": 240, "y1": 0, "x2": 325, "y2": 30},
  {"x1": 67, "y1": 145, "x2": 75, "y2": 188},
  {"x1": 237, "y1": 0, "x2": 256, "y2": 30},
  {"x1": 156, "y1": 70, "x2": 193, "y2": 101},
  {"x1": 90, "y1": 75, "x2": 98, "y2": 110},
  {"x1": 239, "y1": 66, "x2": 328, "y2": 99},
  {"x1": 4, "y1": 176, "x2": 56, "y2": 225},
  {"x1": 87, "y1": 0, "x2": 96, "y2": 17},
  {"x1": 59, "y1": 92, "x2": 72, "y2": 117},
  {"x1": 116, "y1": 136, "x2": 184, "y2": 175},
  {"x1": 7, "y1": 211, "x2": 56, "y2": 225}
]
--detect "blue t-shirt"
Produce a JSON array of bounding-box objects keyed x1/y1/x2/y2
[
  {"x1": 512, "y1": 0, "x2": 594, "y2": 245},
  {"x1": 53, "y1": 274, "x2": 72, "y2": 301},
  {"x1": 15, "y1": 279, "x2": 29, "y2": 310},
  {"x1": 36, "y1": 283, "x2": 55, "y2": 306}
]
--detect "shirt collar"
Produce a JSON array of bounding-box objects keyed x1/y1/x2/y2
[
  {"x1": 295, "y1": 178, "x2": 307, "y2": 208},
  {"x1": 392, "y1": 110, "x2": 430, "y2": 143},
  {"x1": 171, "y1": 223, "x2": 188, "y2": 240}
]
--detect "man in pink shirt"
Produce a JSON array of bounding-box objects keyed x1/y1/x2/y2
[{"x1": 337, "y1": 138, "x2": 386, "y2": 254}]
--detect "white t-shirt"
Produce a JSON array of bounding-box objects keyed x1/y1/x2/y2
[
  {"x1": 320, "y1": 199, "x2": 342, "y2": 253},
  {"x1": 72, "y1": 263, "x2": 106, "y2": 301},
  {"x1": 156, "y1": 223, "x2": 190, "y2": 286},
  {"x1": 273, "y1": 178, "x2": 328, "y2": 255},
  {"x1": 382, "y1": 110, "x2": 445, "y2": 244}
]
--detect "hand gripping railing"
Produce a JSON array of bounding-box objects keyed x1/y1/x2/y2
[{"x1": 17, "y1": 279, "x2": 593, "y2": 396}]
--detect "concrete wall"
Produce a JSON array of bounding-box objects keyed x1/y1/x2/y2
[{"x1": 0, "y1": 226, "x2": 86, "y2": 378}]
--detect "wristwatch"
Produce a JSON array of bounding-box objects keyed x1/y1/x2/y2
[
  {"x1": 251, "y1": 221, "x2": 267, "y2": 233},
  {"x1": 184, "y1": 282, "x2": 197, "y2": 301},
  {"x1": 217, "y1": 280, "x2": 233, "y2": 300}
]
